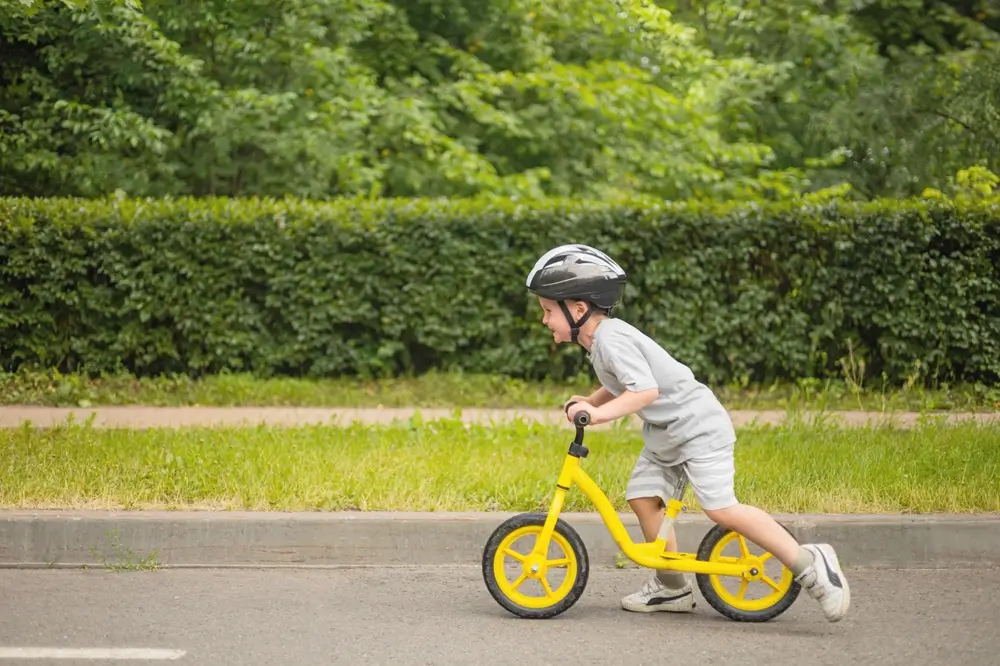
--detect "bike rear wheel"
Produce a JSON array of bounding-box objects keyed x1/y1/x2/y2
[{"x1": 694, "y1": 523, "x2": 801, "y2": 622}]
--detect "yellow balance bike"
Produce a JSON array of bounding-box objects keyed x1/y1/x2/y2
[{"x1": 482, "y1": 405, "x2": 801, "y2": 622}]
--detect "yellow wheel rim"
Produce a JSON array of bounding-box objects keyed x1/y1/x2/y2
[
  {"x1": 492, "y1": 525, "x2": 578, "y2": 610},
  {"x1": 707, "y1": 532, "x2": 795, "y2": 612}
]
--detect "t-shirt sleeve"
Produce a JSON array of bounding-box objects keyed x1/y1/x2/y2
[{"x1": 601, "y1": 331, "x2": 658, "y2": 393}]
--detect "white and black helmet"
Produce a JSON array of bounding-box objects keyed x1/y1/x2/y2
[{"x1": 526, "y1": 244, "x2": 627, "y2": 342}]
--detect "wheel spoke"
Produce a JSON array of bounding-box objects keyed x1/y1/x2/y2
[
  {"x1": 759, "y1": 552, "x2": 773, "y2": 564},
  {"x1": 502, "y1": 548, "x2": 526, "y2": 562},
  {"x1": 738, "y1": 535, "x2": 751, "y2": 559},
  {"x1": 510, "y1": 573, "x2": 528, "y2": 590},
  {"x1": 547, "y1": 557, "x2": 570, "y2": 568},
  {"x1": 762, "y1": 575, "x2": 782, "y2": 592},
  {"x1": 540, "y1": 576, "x2": 556, "y2": 599},
  {"x1": 737, "y1": 578, "x2": 749, "y2": 600}
]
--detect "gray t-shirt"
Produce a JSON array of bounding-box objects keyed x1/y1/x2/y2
[{"x1": 588, "y1": 318, "x2": 736, "y2": 465}]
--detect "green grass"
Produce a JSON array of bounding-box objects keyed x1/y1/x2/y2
[
  {"x1": 2, "y1": 417, "x2": 997, "y2": 514},
  {"x1": 3, "y1": 368, "x2": 999, "y2": 412}
]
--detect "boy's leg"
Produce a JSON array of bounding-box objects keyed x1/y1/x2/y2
[
  {"x1": 629, "y1": 496, "x2": 684, "y2": 585},
  {"x1": 630, "y1": 496, "x2": 675, "y2": 544},
  {"x1": 687, "y1": 443, "x2": 850, "y2": 623},
  {"x1": 620, "y1": 454, "x2": 695, "y2": 613}
]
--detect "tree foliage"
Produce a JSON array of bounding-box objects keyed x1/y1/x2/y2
[{"x1": 1, "y1": 0, "x2": 998, "y2": 200}]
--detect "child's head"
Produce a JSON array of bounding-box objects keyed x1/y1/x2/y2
[
  {"x1": 525, "y1": 244, "x2": 626, "y2": 344},
  {"x1": 536, "y1": 296, "x2": 605, "y2": 343}
]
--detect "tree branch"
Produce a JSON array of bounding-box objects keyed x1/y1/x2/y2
[{"x1": 917, "y1": 108, "x2": 977, "y2": 134}]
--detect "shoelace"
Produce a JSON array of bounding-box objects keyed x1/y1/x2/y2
[{"x1": 642, "y1": 579, "x2": 665, "y2": 595}]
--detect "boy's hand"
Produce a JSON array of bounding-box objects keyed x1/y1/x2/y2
[{"x1": 563, "y1": 395, "x2": 591, "y2": 413}]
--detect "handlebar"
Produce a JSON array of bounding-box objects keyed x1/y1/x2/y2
[
  {"x1": 564, "y1": 401, "x2": 591, "y2": 427},
  {"x1": 564, "y1": 401, "x2": 591, "y2": 455}
]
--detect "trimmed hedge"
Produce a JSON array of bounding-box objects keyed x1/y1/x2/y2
[{"x1": 2, "y1": 196, "x2": 999, "y2": 385}]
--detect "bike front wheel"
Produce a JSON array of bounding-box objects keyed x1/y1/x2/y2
[{"x1": 482, "y1": 512, "x2": 589, "y2": 619}]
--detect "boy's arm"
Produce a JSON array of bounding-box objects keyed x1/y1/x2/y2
[
  {"x1": 563, "y1": 386, "x2": 613, "y2": 410},
  {"x1": 566, "y1": 332, "x2": 659, "y2": 425},
  {"x1": 585, "y1": 387, "x2": 614, "y2": 406},
  {"x1": 568, "y1": 387, "x2": 657, "y2": 425}
]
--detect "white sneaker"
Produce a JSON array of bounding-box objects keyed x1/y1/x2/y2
[
  {"x1": 621, "y1": 575, "x2": 696, "y2": 613},
  {"x1": 795, "y1": 543, "x2": 850, "y2": 622}
]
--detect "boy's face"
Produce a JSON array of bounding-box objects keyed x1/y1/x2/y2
[{"x1": 537, "y1": 297, "x2": 588, "y2": 343}]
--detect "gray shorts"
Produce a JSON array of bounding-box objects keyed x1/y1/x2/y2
[{"x1": 625, "y1": 442, "x2": 738, "y2": 511}]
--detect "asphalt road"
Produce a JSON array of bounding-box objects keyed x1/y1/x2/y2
[{"x1": 2, "y1": 566, "x2": 998, "y2": 665}]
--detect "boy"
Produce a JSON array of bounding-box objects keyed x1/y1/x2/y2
[{"x1": 525, "y1": 243, "x2": 850, "y2": 622}]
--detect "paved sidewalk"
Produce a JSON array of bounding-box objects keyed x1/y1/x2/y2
[
  {"x1": 1, "y1": 405, "x2": 998, "y2": 429},
  {"x1": 3, "y1": 510, "x2": 998, "y2": 569}
]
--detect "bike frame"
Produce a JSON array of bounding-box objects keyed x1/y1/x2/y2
[{"x1": 532, "y1": 423, "x2": 750, "y2": 578}]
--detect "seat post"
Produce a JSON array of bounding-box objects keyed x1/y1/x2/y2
[{"x1": 657, "y1": 470, "x2": 689, "y2": 543}]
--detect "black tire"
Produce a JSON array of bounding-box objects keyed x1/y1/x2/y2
[
  {"x1": 482, "y1": 512, "x2": 589, "y2": 619},
  {"x1": 695, "y1": 523, "x2": 802, "y2": 622}
]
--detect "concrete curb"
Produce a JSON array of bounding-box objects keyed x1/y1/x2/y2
[
  {"x1": 2, "y1": 510, "x2": 998, "y2": 570},
  {"x1": 2, "y1": 405, "x2": 999, "y2": 429}
]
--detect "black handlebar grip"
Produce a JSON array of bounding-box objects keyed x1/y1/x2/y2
[{"x1": 565, "y1": 401, "x2": 590, "y2": 426}]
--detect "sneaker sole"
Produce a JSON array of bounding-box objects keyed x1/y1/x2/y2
[
  {"x1": 621, "y1": 601, "x2": 697, "y2": 613},
  {"x1": 621, "y1": 592, "x2": 696, "y2": 613}
]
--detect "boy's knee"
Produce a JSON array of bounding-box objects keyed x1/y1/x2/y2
[
  {"x1": 628, "y1": 496, "x2": 663, "y2": 514},
  {"x1": 703, "y1": 503, "x2": 740, "y2": 529}
]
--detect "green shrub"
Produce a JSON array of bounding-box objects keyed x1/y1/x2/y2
[{"x1": 2, "y1": 195, "x2": 998, "y2": 385}]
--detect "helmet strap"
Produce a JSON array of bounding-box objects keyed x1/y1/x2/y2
[{"x1": 559, "y1": 301, "x2": 594, "y2": 344}]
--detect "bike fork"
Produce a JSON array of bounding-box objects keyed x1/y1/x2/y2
[{"x1": 534, "y1": 455, "x2": 576, "y2": 555}]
